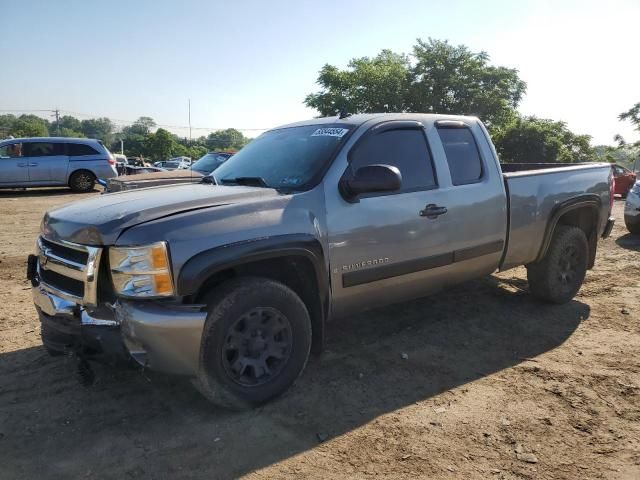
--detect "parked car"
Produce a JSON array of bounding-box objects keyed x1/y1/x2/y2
[
  {"x1": 0, "y1": 137, "x2": 117, "y2": 192},
  {"x1": 172, "y1": 156, "x2": 192, "y2": 169},
  {"x1": 113, "y1": 154, "x2": 128, "y2": 175},
  {"x1": 192, "y1": 151, "x2": 233, "y2": 175},
  {"x1": 127, "y1": 157, "x2": 150, "y2": 167},
  {"x1": 106, "y1": 151, "x2": 232, "y2": 192},
  {"x1": 624, "y1": 180, "x2": 640, "y2": 234},
  {"x1": 29, "y1": 114, "x2": 614, "y2": 409},
  {"x1": 612, "y1": 164, "x2": 636, "y2": 197}
]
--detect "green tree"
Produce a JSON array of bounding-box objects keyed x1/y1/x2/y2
[
  {"x1": 493, "y1": 117, "x2": 595, "y2": 163},
  {"x1": 409, "y1": 39, "x2": 525, "y2": 129},
  {"x1": 620, "y1": 103, "x2": 640, "y2": 131},
  {"x1": 305, "y1": 38, "x2": 526, "y2": 131},
  {"x1": 145, "y1": 128, "x2": 175, "y2": 160},
  {"x1": 80, "y1": 117, "x2": 114, "y2": 143},
  {"x1": 305, "y1": 50, "x2": 411, "y2": 115},
  {"x1": 618, "y1": 102, "x2": 640, "y2": 148},
  {"x1": 594, "y1": 144, "x2": 640, "y2": 170},
  {"x1": 123, "y1": 116, "x2": 157, "y2": 136},
  {"x1": 57, "y1": 115, "x2": 83, "y2": 134},
  {"x1": 59, "y1": 127, "x2": 85, "y2": 138},
  {"x1": 205, "y1": 128, "x2": 248, "y2": 150},
  {"x1": 9, "y1": 114, "x2": 49, "y2": 137},
  {"x1": 0, "y1": 114, "x2": 18, "y2": 138}
]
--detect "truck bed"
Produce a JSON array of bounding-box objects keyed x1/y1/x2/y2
[{"x1": 500, "y1": 162, "x2": 612, "y2": 270}]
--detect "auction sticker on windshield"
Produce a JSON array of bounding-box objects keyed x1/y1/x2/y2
[{"x1": 311, "y1": 128, "x2": 349, "y2": 138}]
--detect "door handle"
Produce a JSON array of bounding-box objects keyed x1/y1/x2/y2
[
  {"x1": 419, "y1": 204, "x2": 448, "y2": 219},
  {"x1": 17, "y1": 162, "x2": 27, "y2": 167},
  {"x1": 28, "y1": 162, "x2": 38, "y2": 166}
]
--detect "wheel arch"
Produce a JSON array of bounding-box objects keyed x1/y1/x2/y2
[
  {"x1": 536, "y1": 194, "x2": 601, "y2": 268},
  {"x1": 178, "y1": 234, "x2": 329, "y2": 353}
]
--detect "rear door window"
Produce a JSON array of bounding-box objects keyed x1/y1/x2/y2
[
  {"x1": 349, "y1": 128, "x2": 437, "y2": 193},
  {"x1": 22, "y1": 142, "x2": 66, "y2": 157},
  {"x1": 436, "y1": 126, "x2": 483, "y2": 185},
  {"x1": 68, "y1": 143, "x2": 99, "y2": 156}
]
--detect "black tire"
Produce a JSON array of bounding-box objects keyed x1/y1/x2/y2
[
  {"x1": 194, "y1": 277, "x2": 312, "y2": 410},
  {"x1": 625, "y1": 218, "x2": 640, "y2": 235},
  {"x1": 68, "y1": 170, "x2": 96, "y2": 193},
  {"x1": 527, "y1": 225, "x2": 588, "y2": 304}
]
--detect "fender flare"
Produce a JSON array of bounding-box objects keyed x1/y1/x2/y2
[
  {"x1": 177, "y1": 234, "x2": 329, "y2": 352},
  {"x1": 535, "y1": 194, "x2": 602, "y2": 264}
]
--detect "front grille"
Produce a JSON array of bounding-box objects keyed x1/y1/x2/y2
[
  {"x1": 40, "y1": 268, "x2": 85, "y2": 298},
  {"x1": 40, "y1": 237, "x2": 88, "y2": 265},
  {"x1": 36, "y1": 236, "x2": 102, "y2": 306}
]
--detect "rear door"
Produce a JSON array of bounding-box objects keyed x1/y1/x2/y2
[
  {"x1": 430, "y1": 120, "x2": 507, "y2": 274},
  {"x1": 0, "y1": 142, "x2": 29, "y2": 185},
  {"x1": 22, "y1": 141, "x2": 69, "y2": 184}
]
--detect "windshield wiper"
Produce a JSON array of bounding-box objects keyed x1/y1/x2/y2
[{"x1": 219, "y1": 176, "x2": 269, "y2": 188}]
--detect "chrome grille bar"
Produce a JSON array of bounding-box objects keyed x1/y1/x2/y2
[{"x1": 36, "y1": 237, "x2": 103, "y2": 306}]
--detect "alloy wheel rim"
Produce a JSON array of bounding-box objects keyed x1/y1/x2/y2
[
  {"x1": 558, "y1": 245, "x2": 579, "y2": 286},
  {"x1": 222, "y1": 307, "x2": 293, "y2": 387},
  {"x1": 77, "y1": 173, "x2": 93, "y2": 190}
]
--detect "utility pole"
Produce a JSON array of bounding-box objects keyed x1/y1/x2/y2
[
  {"x1": 188, "y1": 98, "x2": 192, "y2": 143},
  {"x1": 52, "y1": 108, "x2": 60, "y2": 136}
]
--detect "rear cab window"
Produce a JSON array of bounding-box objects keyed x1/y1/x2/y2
[
  {"x1": 436, "y1": 124, "x2": 483, "y2": 185},
  {"x1": 349, "y1": 125, "x2": 437, "y2": 194}
]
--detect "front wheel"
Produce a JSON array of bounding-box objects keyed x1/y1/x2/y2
[
  {"x1": 527, "y1": 225, "x2": 588, "y2": 304},
  {"x1": 194, "y1": 277, "x2": 312, "y2": 409}
]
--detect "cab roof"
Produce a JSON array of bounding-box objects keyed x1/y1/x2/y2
[{"x1": 274, "y1": 113, "x2": 481, "y2": 130}]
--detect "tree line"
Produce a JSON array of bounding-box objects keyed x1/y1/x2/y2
[
  {"x1": 305, "y1": 38, "x2": 639, "y2": 167},
  {"x1": 0, "y1": 114, "x2": 251, "y2": 161},
  {"x1": 2, "y1": 38, "x2": 638, "y2": 167}
]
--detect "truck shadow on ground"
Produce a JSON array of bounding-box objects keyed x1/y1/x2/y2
[
  {"x1": 615, "y1": 233, "x2": 640, "y2": 252},
  {"x1": 1, "y1": 274, "x2": 588, "y2": 479}
]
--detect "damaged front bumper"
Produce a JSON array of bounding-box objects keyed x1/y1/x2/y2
[{"x1": 33, "y1": 284, "x2": 207, "y2": 376}]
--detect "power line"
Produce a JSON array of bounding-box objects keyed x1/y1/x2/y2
[{"x1": 0, "y1": 109, "x2": 57, "y2": 113}]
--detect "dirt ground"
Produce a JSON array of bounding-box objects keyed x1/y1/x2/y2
[{"x1": 0, "y1": 188, "x2": 638, "y2": 480}]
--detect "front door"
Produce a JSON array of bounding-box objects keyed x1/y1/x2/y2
[
  {"x1": 0, "y1": 142, "x2": 29, "y2": 185},
  {"x1": 325, "y1": 121, "x2": 461, "y2": 317}
]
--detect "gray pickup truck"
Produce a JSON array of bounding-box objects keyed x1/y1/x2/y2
[{"x1": 28, "y1": 113, "x2": 615, "y2": 409}]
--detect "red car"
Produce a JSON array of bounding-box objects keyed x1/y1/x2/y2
[{"x1": 612, "y1": 164, "x2": 636, "y2": 197}]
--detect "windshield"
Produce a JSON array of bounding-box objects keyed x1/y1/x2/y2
[
  {"x1": 212, "y1": 124, "x2": 352, "y2": 189},
  {"x1": 192, "y1": 153, "x2": 230, "y2": 173}
]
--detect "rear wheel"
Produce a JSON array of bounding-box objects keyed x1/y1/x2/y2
[
  {"x1": 69, "y1": 170, "x2": 96, "y2": 192},
  {"x1": 527, "y1": 225, "x2": 588, "y2": 304},
  {"x1": 194, "y1": 277, "x2": 312, "y2": 409}
]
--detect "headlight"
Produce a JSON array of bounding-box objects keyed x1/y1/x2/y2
[{"x1": 109, "y1": 242, "x2": 174, "y2": 297}]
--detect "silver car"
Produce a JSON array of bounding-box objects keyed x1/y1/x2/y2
[
  {"x1": 0, "y1": 137, "x2": 117, "y2": 192},
  {"x1": 624, "y1": 180, "x2": 640, "y2": 234}
]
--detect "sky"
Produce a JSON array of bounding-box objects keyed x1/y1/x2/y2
[{"x1": 1, "y1": 0, "x2": 638, "y2": 145}]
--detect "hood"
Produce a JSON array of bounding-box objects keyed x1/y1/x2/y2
[{"x1": 42, "y1": 184, "x2": 279, "y2": 245}]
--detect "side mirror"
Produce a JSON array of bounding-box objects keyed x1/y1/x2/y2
[{"x1": 340, "y1": 164, "x2": 402, "y2": 202}]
